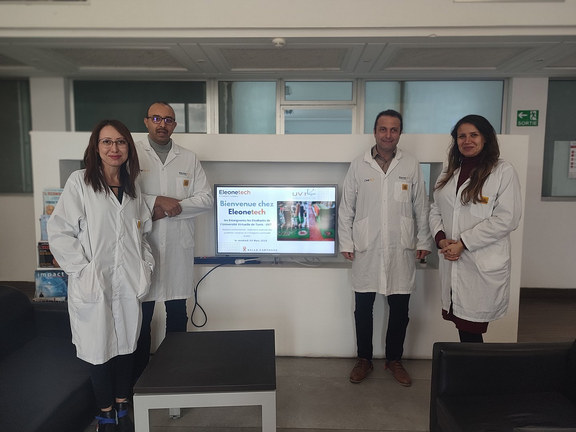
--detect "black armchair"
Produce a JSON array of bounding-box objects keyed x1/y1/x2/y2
[
  {"x1": 430, "y1": 340, "x2": 576, "y2": 432},
  {"x1": 0, "y1": 285, "x2": 95, "y2": 432}
]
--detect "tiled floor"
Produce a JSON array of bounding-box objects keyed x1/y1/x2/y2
[
  {"x1": 517, "y1": 290, "x2": 576, "y2": 343},
  {"x1": 140, "y1": 358, "x2": 432, "y2": 432},
  {"x1": 64, "y1": 288, "x2": 571, "y2": 431}
]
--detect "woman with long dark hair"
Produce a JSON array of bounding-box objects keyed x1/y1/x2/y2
[
  {"x1": 429, "y1": 114, "x2": 522, "y2": 342},
  {"x1": 48, "y1": 120, "x2": 154, "y2": 431}
]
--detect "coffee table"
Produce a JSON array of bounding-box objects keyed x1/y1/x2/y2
[{"x1": 133, "y1": 329, "x2": 276, "y2": 432}]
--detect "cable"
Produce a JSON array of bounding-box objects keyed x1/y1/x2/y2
[
  {"x1": 190, "y1": 263, "x2": 226, "y2": 328},
  {"x1": 286, "y1": 256, "x2": 322, "y2": 267},
  {"x1": 190, "y1": 256, "x2": 262, "y2": 327},
  {"x1": 234, "y1": 258, "x2": 260, "y2": 265}
]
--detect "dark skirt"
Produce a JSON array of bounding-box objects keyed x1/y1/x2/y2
[{"x1": 442, "y1": 304, "x2": 489, "y2": 334}]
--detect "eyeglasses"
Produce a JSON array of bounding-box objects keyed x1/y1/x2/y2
[
  {"x1": 146, "y1": 115, "x2": 176, "y2": 126},
  {"x1": 98, "y1": 138, "x2": 128, "y2": 147}
]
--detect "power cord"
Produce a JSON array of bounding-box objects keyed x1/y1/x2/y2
[
  {"x1": 234, "y1": 258, "x2": 260, "y2": 265},
  {"x1": 190, "y1": 263, "x2": 225, "y2": 328},
  {"x1": 190, "y1": 258, "x2": 261, "y2": 327},
  {"x1": 286, "y1": 256, "x2": 322, "y2": 267}
]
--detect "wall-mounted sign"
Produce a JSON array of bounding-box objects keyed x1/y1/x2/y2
[
  {"x1": 517, "y1": 110, "x2": 539, "y2": 127},
  {"x1": 570, "y1": 141, "x2": 576, "y2": 179}
]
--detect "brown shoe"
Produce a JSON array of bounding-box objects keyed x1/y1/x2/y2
[
  {"x1": 349, "y1": 358, "x2": 373, "y2": 383},
  {"x1": 385, "y1": 360, "x2": 412, "y2": 387}
]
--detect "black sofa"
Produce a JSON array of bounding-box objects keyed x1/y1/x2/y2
[
  {"x1": 0, "y1": 284, "x2": 95, "y2": 432},
  {"x1": 430, "y1": 340, "x2": 576, "y2": 432}
]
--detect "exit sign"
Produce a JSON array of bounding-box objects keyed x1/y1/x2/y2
[{"x1": 517, "y1": 110, "x2": 539, "y2": 127}]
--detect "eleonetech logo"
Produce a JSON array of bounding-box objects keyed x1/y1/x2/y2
[{"x1": 219, "y1": 189, "x2": 251, "y2": 196}]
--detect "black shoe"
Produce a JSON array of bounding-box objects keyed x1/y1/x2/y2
[
  {"x1": 96, "y1": 409, "x2": 117, "y2": 432},
  {"x1": 116, "y1": 401, "x2": 134, "y2": 432}
]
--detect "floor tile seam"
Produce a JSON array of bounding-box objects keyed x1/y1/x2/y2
[
  {"x1": 153, "y1": 429, "x2": 426, "y2": 432},
  {"x1": 277, "y1": 376, "x2": 432, "y2": 381}
]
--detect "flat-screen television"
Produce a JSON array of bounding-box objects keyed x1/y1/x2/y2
[{"x1": 215, "y1": 184, "x2": 338, "y2": 257}]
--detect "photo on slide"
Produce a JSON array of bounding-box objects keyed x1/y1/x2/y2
[{"x1": 277, "y1": 200, "x2": 335, "y2": 241}]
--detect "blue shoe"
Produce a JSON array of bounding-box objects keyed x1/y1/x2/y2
[
  {"x1": 96, "y1": 409, "x2": 116, "y2": 432},
  {"x1": 115, "y1": 401, "x2": 134, "y2": 432}
]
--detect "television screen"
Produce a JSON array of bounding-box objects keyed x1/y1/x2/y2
[{"x1": 215, "y1": 184, "x2": 338, "y2": 257}]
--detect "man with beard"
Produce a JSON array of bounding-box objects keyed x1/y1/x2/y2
[{"x1": 133, "y1": 102, "x2": 213, "y2": 382}]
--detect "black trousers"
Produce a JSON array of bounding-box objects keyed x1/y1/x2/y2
[
  {"x1": 132, "y1": 298, "x2": 188, "y2": 383},
  {"x1": 90, "y1": 353, "x2": 135, "y2": 410},
  {"x1": 354, "y1": 292, "x2": 410, "y2": 362},
  {"x1": 458, "y1": 329, "x2": 484, "y2": 343}
]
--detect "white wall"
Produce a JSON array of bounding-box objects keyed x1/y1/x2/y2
[
  {"x1": 1, "y1": 0, "x2": 575, "y2": 35},
  {"x1": 29, "y1": 77, "x2": 69, "y2": 131},
  {"x1": 0, "y1": 195, "x2": 36, "y2": 281},
  {"x1": 508, "y1": 77, "x2": 576, "y2": 289}
]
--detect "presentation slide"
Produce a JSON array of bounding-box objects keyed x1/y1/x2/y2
[{"x1": 215, "y1": 185, "x2": 337, "y2": 256}]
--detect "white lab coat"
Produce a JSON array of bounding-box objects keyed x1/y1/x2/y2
[
  {"x1": 429, "y1": 160, "x2": 522, "y2": 322},
  {"x1": 135, "y1": 139, "x2": 213, "y2": 302},
  {"x1": 47, "y1": 170, "x2": 154, "y2": 365},
  {"x1": 338, "y1": 148, "x2": 432, "y2": 295}
]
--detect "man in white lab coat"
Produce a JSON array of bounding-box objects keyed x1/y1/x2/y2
[
  {"x1": 133, "y1": 102, "x2": 213, "y2": 381},
  {"x1": 338, "y1": 110, "x2": 432, "y2": 386}
]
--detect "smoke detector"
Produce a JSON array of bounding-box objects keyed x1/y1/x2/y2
[{"x1": 272, "y1": 38, "x2": 286, "y2": 48}]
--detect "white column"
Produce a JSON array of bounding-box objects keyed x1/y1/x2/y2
[
  {"x1": 507, "y1": 78, "x2": 569, "y2": 289},
  {"x1": 29, "y1": 77, "x2": 70, "y2": 131}
]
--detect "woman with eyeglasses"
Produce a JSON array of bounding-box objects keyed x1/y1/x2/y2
[
  {"x1": 48, "y1": 119, "x2": 154, "y2": 432},
  {"x1": 429, "y1": 114, "x2": 522, "y2": 343}
]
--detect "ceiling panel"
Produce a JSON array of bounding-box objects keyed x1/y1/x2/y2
[
  {"x1": 387, "y1": 47, "x2": 529, "y2": 69},
  {"x1": 0, "y1": 36, "x2": 575, "y2": 78},
  {"x1": 548, "y1": 52, "x2": 576, "y2": 67},
  {"x1": 0, "y1": 52, "x2": 27, "y2": 67},
  {"x1": 220, "y1": 48, "x2": 346, "y2": 71},
  {"x1": 46, "y1": 47, "x2": 185, "y2": 69}
]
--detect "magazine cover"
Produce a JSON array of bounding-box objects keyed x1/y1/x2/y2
[
  {"x1": 39, "y1": 214, "x2": 51, "y2": 241},
  {"x1": 34, "y1": 269, "x2": 68, "y2": 301},
  {"x1": 42, "y1": 188, "x2": 63, "y2": 216},
  {"x1": 38, "y1": 242, "x2": 57, "y2": 268}
]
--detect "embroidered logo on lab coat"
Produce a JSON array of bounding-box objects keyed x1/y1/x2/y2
[
  {"x1": 401, "y1": 183, "x2": 409, "y2": 191},
  {"x1": 137, "y1": 220, "x2": 141, "y2": 229},
  {"x1": 480, "y1": 196, "x2": 489, "y2": 204},
  {"x1": 183, "y1": 179, "x2": 190, "y2": 187}
]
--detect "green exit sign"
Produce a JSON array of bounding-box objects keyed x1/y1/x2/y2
[{"x1": 517, "y1": 110, "x2": 539, "y2": 127}]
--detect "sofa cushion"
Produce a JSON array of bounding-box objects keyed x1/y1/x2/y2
[
  {"x1": 0, "y1": 286, "x2": 36, "y2": 361},
  {"x1": 0, "y1": 336, "x2": 95, "y2": 432},
  {"x1": 437, "y1": 392, "x2": 576, "y2": 432},
  {"x1": 513, "y1": 428, "x2": 576, "y2": 431}
]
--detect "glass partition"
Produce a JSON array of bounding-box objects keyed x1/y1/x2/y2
[
  {"x1": 364, "y1": 81, "x2": 504, "y2": 134},
  {"x1": 284, "y1": 108, "x2": 353, "y2": 134},
  {"x1": 74, "y1": 81, "x2": 206, "y2": 133},
  {"x1": 285, "y1": 81, "x2": 353, "y2": 102},
  {"x1": 218, "y1": 81, "x2": 276, "y2": 134},
  {"x1": 0, "y1": 80, "x2": 32, "y2": 193},
  {"x1": 543, "y1": 80, "x2": 576, "y2": 198}
]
